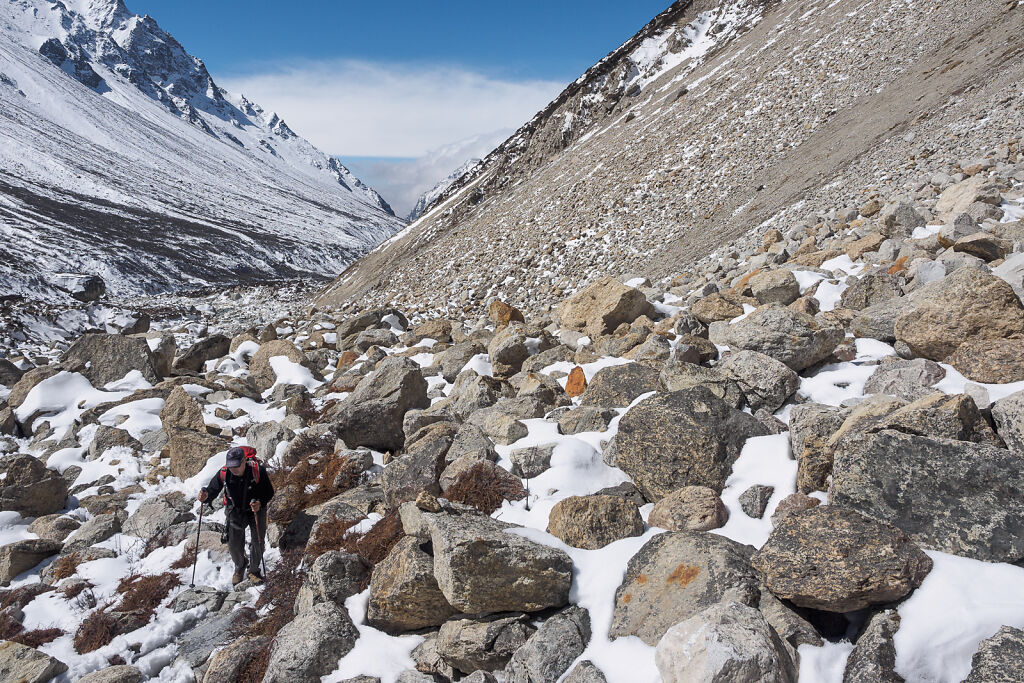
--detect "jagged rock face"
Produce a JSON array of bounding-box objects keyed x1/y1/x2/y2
[
  {"x1": 316, "y1": 0, "x2": 1023, "y2": 321},
  {"x1": 1, "y1": 0, "x2": 402, "y2": 302}
]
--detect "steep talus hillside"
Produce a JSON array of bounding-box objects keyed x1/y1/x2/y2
[
  {"x1": 0, "y1": 0, "x2": 404, "y2": 299},
  {"x1": 318, "y1": 0, "x2": 1023, "y2": 316}
]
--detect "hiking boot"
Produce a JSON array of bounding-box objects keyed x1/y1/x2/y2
[
  {"x1": 247, "y1": 569, "x2": 263, "y2": 584},
  {"x1": 231, "y1": 568, "x2": 245, "y2": 585}
]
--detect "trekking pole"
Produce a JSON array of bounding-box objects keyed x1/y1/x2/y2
[
  {"x1": 190, "y1": 502, "x2": 205, "y2": 588},
  {"x1": 252, "y1": 505, "x2": 268, "y2": 579}
]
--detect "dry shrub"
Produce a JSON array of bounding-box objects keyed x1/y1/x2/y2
[
  {"x1": 143, "y1": 529, "x2": 176, "y2": 557},
  {"x1": 73, "y1": 606, "x2": 118, "y2": 653},
  {"x1": 15, "y1": 627, "x2": 64, "y2": 648},
  {"x1": 445, "y1": 462, "x2": 527, "y2": 514},
  {"x1": 0, "y1": 584, "x2": 54, "y2": 610},
  {"x1": 116, "y1": 572, "x2": 181, "y2": 618},
  {"x1": 353, "y1": 509, "x2": 404, "y2": 565},
  {"x1": 170, "y1": 543, "x2": 197, "y2": 570},
  {"x1": 0, "y1": 611, "x2": 64, "y2": 647},
  {"x1": 50, "y1": 553, "x2": 84, "y2": 582},
  {"x1": 281, "y1": 432, "x2": 336, "y2": 467},
  {"x1": 303, "y1": 517, "x2": 362, "y2": 560},
  {"x1": 60, "y1": 581, "x2": 93, "y2": 601},
  {"x1": 269, "y1": 449, "x2": 363, "y2": 527}
]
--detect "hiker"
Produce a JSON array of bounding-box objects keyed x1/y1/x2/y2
[{"x1": 198, "y1": 446, "x2": 275, "y2": 585}]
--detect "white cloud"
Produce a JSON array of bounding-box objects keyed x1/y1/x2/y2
[
  {"x1": 221, "y1": 60, "x2": 563, "y2": 158},
  {"x1": 342, "y1": 130, "x2": 512, "y2": 218}
]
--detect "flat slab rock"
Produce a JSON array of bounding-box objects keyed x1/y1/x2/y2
[
  {"x1": 831, "y1": 429, "x2": 1024, "y2": 563},
  {"x1": 752, "y1": 505, "x2": 932, "y2": 612},
  {"x1": 422, "y1": 512, "x2": 573, "y2": 614},
  {"x1": 609, "y1": 531, "x2": 761, "y2": 646}
]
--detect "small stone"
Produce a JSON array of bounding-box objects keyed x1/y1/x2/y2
[
  {"x1": 770, "y1": 493, "x2": 819, "y2": 526},
  {"x1": 547, "y1": 495, "x2": 644, "y2": 549},
  {"x1": 648, "y1": 486, "x2": 728, "y2": 532},
  {"x1": 738, "y1": 485, "x2": 774, "y2": 519}
]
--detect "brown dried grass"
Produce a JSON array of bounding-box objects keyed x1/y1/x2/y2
[
  {"x1": 444, "y1": 462, "x2": 527, "y2": 514},
  {"x1": 269, "y1": 449, "x2": 363, "y2": 527},
  {"x1": 73, "y1": 606, "x2": 118, "y2": 653},
  {"x1": 234, "y1": 549, "x2": 305, "y2": 682},
  {"x1": 116, "y1": 572, "x2": 181, "y2": 617},
  {"x1": 50, "y1": 552, "x2": 84, "y2": 582}
]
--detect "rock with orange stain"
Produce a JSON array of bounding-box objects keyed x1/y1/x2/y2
[
  {"x1": 609, "y1": 531, "x2": 760, "y2": 646},
  {"x1": 488, "y1": 300, "x2": 525, "y2": 328},
  {"x1": 564, "y1": 366, "x2": 587, "y2": 397}
]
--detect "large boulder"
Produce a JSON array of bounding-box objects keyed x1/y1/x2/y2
[
  {"x1": 872, "y1": 392, "x2": 1000, "y2": 445},
  {"x1": 488, "y1": 323, "x2": 529, "y2": 379},
  {"x1": 654, "y1": 602, "x2": 797, "y2": 683},
  {"x1": 122, "y1": 497, "x2": 193, "y2": 540},
  {"x1": 752, "y1": 506, "x2": 932, "y2": 612},
  {"x1": 250, "y1": 340, "x2": 319, "y2": 391},
  {"x1": 160, "y1": 386, "x2": 205, "y2": 432},
  {"x1": 421, "y1": 512, "x2": 573, "y2": 614},
  {"x1": 6, "y1": 366, "x2": 60, "y2": 410},
  {"x1": 894, "y1": 267, "x2": 1024, "y2": 361},
  {"x1": 367, "y1": 536, "x2": 456, "y2": 633},
  {"x1": 381, "y1": 423, "x2": 454, "y2": 508},
  {"x1": 862, "y1": 357, "x2": 945, "y2": 402},
  {"x1": 609, "y1": 531, "x2": 761, "y2": 645},
  {"x1": 0, "y1": 640, "x2": 67, "y2": 682},
  {"x1": 660, "y1": 362, "x2": 743, "y2": 408},
  {"x1": 964, "y1": 626, "x2": 1024, "y2": 683},
  {"x1": 615, "y1": 387, "x2": 767, "y2": 501},
  {"x1": 263, "y1": 602, "x2": 358, "y2": 683},
  {"x1": 710, "y1": 305, "x2": 844, "y2": 371},
  {"x1": 61, "y1": 333, "x2": 160, "y2": 385},
  {"x1": 87, "y1": 425, "x2": 144, "y2": 460},
  {"x1": 331, "y1": 356, "x2": 429, "y2": 451},
  {"x1": 546, "y1": 495, "x2": 644, "y2": 549},
  {"x1": 718, "y1": 350, "x2": 799, "y2": 412},
  {"x1": 0, "y1": 359, "x2": 25, "y2": 388},
  {"x1": 648, "y1": 486, "x2": 728, "y2": 532},
  {"x1": 839, "y1": 272, "x2": 902, "y2": 311},
  {"x1": 749, "y1": 270, "x2": 800, "y2": 306},
  {"x1": 295, "y1": 550, "x2": 370, "y2": 615},
  {"x1": 935, "y1": 175, "x2": 1002, "y2": 216},
  {"x1": 831, "y1": 430, "x2": 1024, "y2": 562},
  {"x1": 0, "y1": 455, "x2": 68, "y2": 516},
  {"x1": 557, "y1": 276, "x2": 655, "y2": 337},
  {"x1": 946, "y1": 339, "x2": 1024, "y2": 384},
  {"x1": 505, "y1": 606, "x2": 592, "y2": 683},
  {"x1": 440, "y1": 341, "x2": 487, "y2": 382},
  {"x1": 167, "y1": 428, "x2": 227, "y2": 479},
  {"x1": 63, "y1": 512, "x2": 122, "y2": 552},
  {"x1": 246, "y1": 421, "x2": 294, "y2": 461},
  {"x1": 172, "y1": 334, "x2": 230, "y2": 373},
  {"x1": 842, "y1": 610, "x2": 903, "y2": 683},
  {"x1": 992, "y1": 390, "x2": 1024, "y2": 452},
  {"x1": 1, "y1": 538, "x2": 62, "y2": 585},
  {"x1": 579, "y1": 363, "x2": 661, "y2": 409},
  {"x1": 437, "y1": 613, "x2": 535, "y2": 673}
]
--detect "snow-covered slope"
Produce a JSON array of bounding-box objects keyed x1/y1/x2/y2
[
  {"x1": 0, "y1": 0, "x2": 404, "y2": 299},
  {"x1": 406, "y1": 158, "x2": 481, "y2": 221}
]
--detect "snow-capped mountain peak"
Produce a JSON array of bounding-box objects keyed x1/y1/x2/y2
[{"x1": 0, "y1": 0, "x2": 404, "y2": 299}]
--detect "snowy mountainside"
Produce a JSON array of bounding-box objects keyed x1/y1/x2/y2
[
  {"x1": 0, "y1": 0, "x2": 403, "y2": 299},
  {"x1": 317, "y1": 0, "x2": 1024, "y2": 319},
  {"x1": 407, "y1": 158, "x2": 481, "y2": 221}
]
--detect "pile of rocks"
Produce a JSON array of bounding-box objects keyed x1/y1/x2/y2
[{"x1": 2, "y1": 161, "x2": 1024, "y2": 681}]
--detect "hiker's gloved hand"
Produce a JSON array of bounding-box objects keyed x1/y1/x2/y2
[
  {"x1": 250, "y1": 500, "x2": 261, "y2": 512},
  {"x1": 197, "y1": 489, "x2": 208, "y2": 503}
]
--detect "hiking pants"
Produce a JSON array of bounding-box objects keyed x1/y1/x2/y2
[{"x1": 227, "y1": 507, "x2": 267, "y2": 573}]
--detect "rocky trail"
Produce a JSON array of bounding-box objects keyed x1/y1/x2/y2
[{"x1": 2, "y1": 151, "x2": 1024, "y2": 682}]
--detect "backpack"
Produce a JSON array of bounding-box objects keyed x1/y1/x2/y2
[{"x1": 219, "y1": 446, "x2": 260, "y2": 507}]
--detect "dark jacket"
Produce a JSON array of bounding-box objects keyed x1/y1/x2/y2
[{"x1": 202, "y1": 463, "x2": 274, "y2": 521}]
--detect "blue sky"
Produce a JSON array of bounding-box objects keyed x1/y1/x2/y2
[{"x1": 128, "y1": 0, "x2": 672, "y2": 215}]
